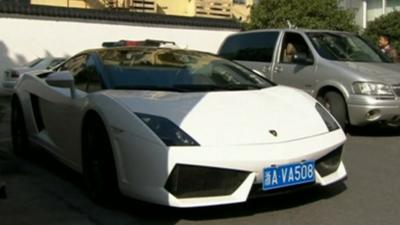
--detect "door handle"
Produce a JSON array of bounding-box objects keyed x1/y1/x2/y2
[
  {"x1": 273, "y1": 66, "x2": 283, "y2": 73},
  {"x1": 262, "y1": 65, "x2": 270, "y2": 73}
]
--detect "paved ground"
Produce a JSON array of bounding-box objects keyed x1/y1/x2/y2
[{"x1": 0, "y1": 96, "x2": 400, "y2": 225}]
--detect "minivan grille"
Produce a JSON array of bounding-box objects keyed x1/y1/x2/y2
[{"x1": 391, "y1": 84, "x2": 400, "y2": 96}]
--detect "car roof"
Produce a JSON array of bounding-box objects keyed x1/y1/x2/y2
[
  {"x1": 78, "y1": 46, "x2": 215, "y2": 57},
  {"x1": 232, "y1": 28, "x2": 355, "y2": 36}
]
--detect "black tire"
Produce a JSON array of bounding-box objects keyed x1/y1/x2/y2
[
  {"x1": 319, "y1": 91, "x2": 348, "y2": 129},
  {"x1": 11, "y1": 97, "x2": 30, "y2": 157},
  {"x1": 82, "y1": 116, "x2": 119, "y2": 205}
]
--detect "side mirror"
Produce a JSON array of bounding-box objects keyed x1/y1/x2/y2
[
  {"x1": 293, "y1": 53, "x2": 314, "y2": 65},
  {"x1": 45, "y1": 71, "x2": 76, "y2": 98}
]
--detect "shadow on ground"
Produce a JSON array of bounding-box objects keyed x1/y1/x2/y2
[
  {"x1": 22, "y1": 143, "x2": 347, "y2": 223},
  {"x1": 173, "y1": 183, "x2": 347, "y2": 221},
  {"x1": 347, "y1": 125, "x2": 400, "y2": 137}
]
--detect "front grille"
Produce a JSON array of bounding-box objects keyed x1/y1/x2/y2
[
  {"x1": 391, "y1": 84, "x2": 400, "y2": 97},
  {"x1": 165, "y1": 164, "x2": 250, "y2": 199},
  {"x1": 316, "y1": 146, "x2": 343, "y2": 177}
]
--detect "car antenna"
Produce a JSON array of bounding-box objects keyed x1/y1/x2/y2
[{"x1": 287, "y1": 20, "x2": 297, "y2": 29}]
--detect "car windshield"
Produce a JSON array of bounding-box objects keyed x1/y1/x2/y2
[
  {"x1": 26, "y1": 58, "x2": 44, "y2": 68},
  {"x1": 98, "y1": 48, "x2": 272, "y2": 92},
  {"x1": 307, "y1": 32, "x2": 392, "y2": 63},
  {"x1": 47, "y1": 59, "x2": 65, "y2": 69}
]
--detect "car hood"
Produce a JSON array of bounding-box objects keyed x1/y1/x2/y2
[
  {"x1": 105, "y1": 86, "x2": 331, "y2": 146},
  {"x1": 334, "y1": 61, "x2": 400, "y2": 84}
]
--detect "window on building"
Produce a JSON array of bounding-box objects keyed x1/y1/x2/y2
[
  {"x1": 387, "y1": 0, "x2": 400, "y2": 13},
  {"x1": 367, "y1": 0, "x2": 384, "y2": 21},
  {"x1": 233, "y1": 0, "x2": 246, "y2": 4}
]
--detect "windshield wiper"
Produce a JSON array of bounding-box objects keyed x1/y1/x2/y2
[
  {"x1": 114, "y1": 84, "x2": 267, "y2": 92},
  {"x1": 173, "y1": 84, "x2": 225, "y2": 91},
  {"x1": 114, "y1": 85, "x2": 188, "y2": 92},
  {"x1": 173, "y1": 84, "x2": 266, "y2": 91},
  {"x1": 221, "y1": 84, "x2": 266, "y2": 90}
]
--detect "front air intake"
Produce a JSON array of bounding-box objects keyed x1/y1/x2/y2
[{"x1": 165, "y1": 164, "x2": 250, "y2": 199}]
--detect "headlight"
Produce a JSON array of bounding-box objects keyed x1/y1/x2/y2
[
  {"x1": 136, "y1": 113, "x2": 199, "y2": 146},
  {"x1": 315, "y1": 103, "x2": 340, "y2": 131},
  {"x1": 352, "y1": 82, "x2": 393, "y2": 96}
]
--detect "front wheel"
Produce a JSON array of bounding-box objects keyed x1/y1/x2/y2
[
  {"x1": 319, "y1": 91, "x2": 348, "y2": 129},
  {"x1": 82, "y1": 116, "x2": 119, "y2": 205},
  {"x1": 11, "y1": 98, "x2": 30, "y2": 157}
]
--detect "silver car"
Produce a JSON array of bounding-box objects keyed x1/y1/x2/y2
[
  {"x1": 218, "y1": 29, "x2": 400, "y2": 128},
  {"x1": 2, "y1": 57, "x2": 66, "y2": 92}
]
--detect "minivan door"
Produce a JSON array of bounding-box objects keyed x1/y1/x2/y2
[
  {"x1": 218, "y1": 31, "x2": 280, "y2": 80},
  {"x1": 272, "y1": 32, "x2": 317, "y2": 95}
]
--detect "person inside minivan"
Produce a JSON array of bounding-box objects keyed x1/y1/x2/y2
[{"x1": 282, "y1": 42, "x2": 297, "y2": 63}]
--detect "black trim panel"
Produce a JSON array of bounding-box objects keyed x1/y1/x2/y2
[{"x1": 30, "y1": 94, "x2": 45, "y2": 132}]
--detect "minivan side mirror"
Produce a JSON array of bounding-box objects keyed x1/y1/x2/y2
[
  {"x1": 293, "y1": 53, "x2": 314, "y2": 65},
  {"x1": 45, "y1": 71, "x2": 76, "y2": 98}
]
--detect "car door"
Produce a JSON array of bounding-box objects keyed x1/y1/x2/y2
[
  {"x1": 37, "y1": 54, "x2": 92, "y2": 168},
  {"x1": 271, "y1": 32, "x2": 317, "y2": 95}
]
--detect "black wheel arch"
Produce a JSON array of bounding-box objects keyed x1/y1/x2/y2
[
  {"x1": 316, "y1": 85, "x2": 350, "y2": 127},
  {"x1": 81, "y1": 109, "x2": 120, "y2": 203},
  {"x1": 80, "y1": 109, "x2": 117, "y2": 170},
  {"x1": 11, "y1": 93, "x2": 21, "y2": 108},
  {"x1": 316, "y1": 86, "x2": 348, "y2": 104},
  {"x1": 81, "y1": 110, "x2": 108, "y2": 155}
]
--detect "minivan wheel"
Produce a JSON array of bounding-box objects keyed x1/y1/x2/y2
[
  {"x1": 11, "y1": 98, "x2": 30, "y2": 157},
  {"x1": 82, "y1": 116, "x2": 119, "y2": 205},
  {"x1": 319, "y1": 91, "x2": 348, "y2": 129}
]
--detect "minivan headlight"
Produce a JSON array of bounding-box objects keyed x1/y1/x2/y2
[
  {"x1": 352, "y1": 82, "x2": 394, "y2": 96},
  {"x1": 136, "y1": 113, "x2": 199, "y2": 146}
]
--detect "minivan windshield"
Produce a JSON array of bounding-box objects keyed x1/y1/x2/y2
[
  {"x1": 307, "y1": 32, "x2": 392, "y2": 63},
  {"x1": 98, "y1": 48, "x2": 272, "y2": 92}
]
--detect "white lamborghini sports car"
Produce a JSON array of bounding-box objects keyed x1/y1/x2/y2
[{"x1": 12, "y1": 47, "x2": 347, "y2": 208}]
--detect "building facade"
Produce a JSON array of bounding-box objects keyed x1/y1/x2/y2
[
  {"x1": 342, "y1": 0, "x2": 400, "y2": 28},
  {"x1": 30, "y1": 0, "x2": 254, "y2": 21}
]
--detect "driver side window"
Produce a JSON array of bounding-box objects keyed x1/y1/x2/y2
[
  {"x1": 280, "y1": 32, "x2": 313, "y2": 64},
  {"x1": 59, "y1": 55, "x2": 87, "y2": 75},
  {"x1": 59, "y1": 54, "x2": 88, "y2": 91}
]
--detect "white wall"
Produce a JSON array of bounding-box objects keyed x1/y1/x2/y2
[{"x1": 0, "y1": 16, "x2": 237, "y2": 84}]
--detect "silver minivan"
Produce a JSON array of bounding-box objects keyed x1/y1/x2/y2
[{"x1": 218, "y1": 29, "x2": 400, "y2": 128}]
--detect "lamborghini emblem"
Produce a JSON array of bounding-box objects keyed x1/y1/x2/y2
[{"x1": 269, "y1": 130, "x2": 278, "y2": 137}]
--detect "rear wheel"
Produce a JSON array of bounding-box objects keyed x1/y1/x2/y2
[
  {"x1": 318, "y1": 91, "x2": 348, "y2": 129},
  {"x1": 11, "y1": 97, "x2": 30, "y2": 157},
  {"x1": 82, "y1": 116, "x2": 119, "y2": 205}
]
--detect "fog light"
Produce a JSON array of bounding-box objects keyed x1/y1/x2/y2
[{"x1": 365, "y1": 109, "x2": 381, "y2": 121}]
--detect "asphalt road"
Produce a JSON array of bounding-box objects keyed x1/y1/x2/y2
[{"x1": 0, "y1": 95, "x2": 399, "y2": 225}]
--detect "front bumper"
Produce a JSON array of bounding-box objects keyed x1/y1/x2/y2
[
  {"x1": 116, "y1": 129, "x2": 346, "y2": 208},
  {"x1": 347, "y1": 95, "x2": 400, "y2": 126}
]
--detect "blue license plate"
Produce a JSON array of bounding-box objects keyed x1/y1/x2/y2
[{"x1": 263, "y1": 161, "x2": 315, "y2": 191}]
